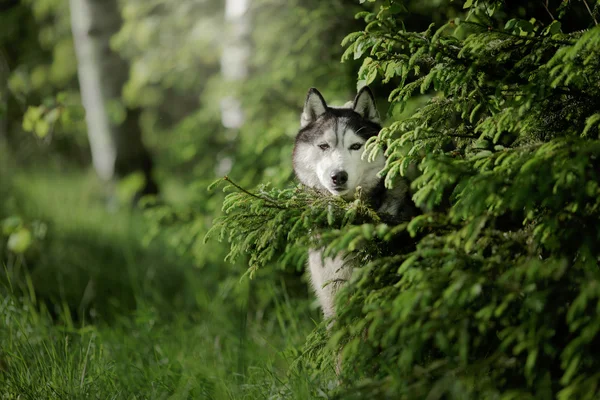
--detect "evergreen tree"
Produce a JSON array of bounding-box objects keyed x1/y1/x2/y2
[{"x1": 211, "y1": 0, "x2": 600, "y2": 398}]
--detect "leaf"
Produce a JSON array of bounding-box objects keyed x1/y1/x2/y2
[
  {"x1": 8, "y1": 228, "x2": 32, "y2": 253},
  {"x1": 561, "y1": 354, "x2": 581, "y2": 385},
  {"x1": 463, "y1": 0, "x2": 474, "y2": 9},
  {"x1": 354, "y1": 40, "x2": 366, "y2": 60},
  {"x1": 471, "y1": 150, "x2": 492, "y2": 159},
  {"x1": 341, "y1": 32, "x2": 362, "y2": 47},
  {"x1": 515, "y1": 20, "x2": 534, "y2": 35},
  {"x1": 582, "y1": 113, "x2": 600, "y2": 137},
  {"x1": 22, "y1": 117, "x2": 34, "y2": 132},
  {"x1": 547, "y1": 21, "x2": 562, "y2": 36},
  {"x1": 470, "y1": 103, "x2": 483, "y2": 123},
  {"x1": 327, "y1": 204, "x2": 335, "y2": 226},
  {"x1": 361, "y1": 224, "x2": 374, "y2": 241},
  {"x1": 34, "y1": 119, "x2": 50, "y2": 138},
  {"x1": 341, "y1": 42, "x2": 356, "y2": 62},
  {"x1": 504, "y1": 19, "x2": 518, "y2": 31},
  {"x1": 22, "y1": 106, "x2": 44, "y2": 133},
  {"x1": 207, "y1": 177, "x2": 226, "y2": 191},
  {"x1": 364, "y1": 65, "x2": 378, "y2": 85}
]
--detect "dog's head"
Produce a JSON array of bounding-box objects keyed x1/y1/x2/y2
[{"x1": 292, "y1": 87, "x2": 385, "y2": 198}]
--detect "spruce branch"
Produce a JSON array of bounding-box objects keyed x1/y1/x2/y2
[
  {"x1": 222, "y1": 176, "x2": 286, "y2": 209},
  {"x1": 461, "y1": 20, "x2": 573, "y2": 45}
]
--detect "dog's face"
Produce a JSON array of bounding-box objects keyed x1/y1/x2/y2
[{"x1": 293, "y1": 87, "x2": 385, "y2": 198}]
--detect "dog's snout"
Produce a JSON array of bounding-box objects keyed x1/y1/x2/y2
[{"x1": 331, "y1": 170, "x2": 348, "y2": 186}]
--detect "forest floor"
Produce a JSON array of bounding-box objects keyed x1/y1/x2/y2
[{"x1": 0, "y1": 152, "x2": 327, "y2": 399}]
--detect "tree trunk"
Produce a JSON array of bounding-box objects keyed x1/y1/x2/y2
[
  {"x1": 217, "y1": 0, "x2": 251, "y2": 177},
  {"x1": 69, "y1": 0, "x2": 158, "y2": 200},
  {"x1": 220, "y1": 0, "x2": 251, "y2": 131}
]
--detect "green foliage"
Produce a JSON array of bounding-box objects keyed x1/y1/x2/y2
[
  {"x1": 214, "y1": 0, "x2": 600, "y2": 398},
  {"x1": 0, "y1": 155, "x2": 321, "y2": 398},
  {"x1": 1, "y1": 0, "x2": 89, "y2": 166},
  {"x1": 5, "y1": 0, "x2": 600, "y2": 397},
  {"x1": 21, "y1": 93, "x2": 86, "y2": 139},
  {"x1": 207, "y1": 177, "x2": 385, "y2": 279}
]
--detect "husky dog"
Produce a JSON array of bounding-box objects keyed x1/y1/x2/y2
[{"x1": 293, "y1": 87, "x2": 415, "y2": 319}]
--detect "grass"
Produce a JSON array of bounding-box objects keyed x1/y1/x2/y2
[{"x1": 0, "y1": 154, "x2": 333, "y2": 398}]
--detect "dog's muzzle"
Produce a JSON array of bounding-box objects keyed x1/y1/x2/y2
[{"x1": 330, "y1": 170, "x2": 348, "y2": 189}]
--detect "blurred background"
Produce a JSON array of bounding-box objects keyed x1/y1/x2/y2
[{"x1": 0, "y1": 0, "x2": 458, "y2": 397}]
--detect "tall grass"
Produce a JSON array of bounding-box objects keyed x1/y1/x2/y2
[{"x1": 0, "y1": 156, "x2": 329, "y2": 398}]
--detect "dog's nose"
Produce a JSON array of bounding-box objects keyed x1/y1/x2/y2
[{"x1": 331, "y1": 170, "x2": 348, "y2": 186}]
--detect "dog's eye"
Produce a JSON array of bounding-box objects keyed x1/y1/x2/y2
[
  {"x1": 318, "y1": 143, "x2": 330, "y2": 150},
  {"x1": 349, "y1": 143, "x2": 362, "y2": 151}
]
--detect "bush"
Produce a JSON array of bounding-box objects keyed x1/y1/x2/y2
[{"x1": 212, "y1": 1, "x2": 600, "y2": 398}]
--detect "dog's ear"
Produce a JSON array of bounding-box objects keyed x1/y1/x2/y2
[
  {"x1": 301, "y1": 88, "x2": 328, "y2": 127},
  {"x1": 353, "y1": 86, "x2": 380, "y2": 124}
]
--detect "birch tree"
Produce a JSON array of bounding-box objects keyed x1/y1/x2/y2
[
  {"x1": 69, "y1": 0, "x2": 157, "y2": 199},
  {"x1": 216, "y1": 0, "x2": 251, "y2": 177}
]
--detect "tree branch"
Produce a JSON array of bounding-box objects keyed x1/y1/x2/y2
[
  {"x1": 540, "y1": 0, "x2": 555, "y2": 21},
  {"x1": 582, "y1": 0, "x2": 599, "y2": 26},
  {"x1": 223, "y1": 176, "x2": 286, "y2": 209}
]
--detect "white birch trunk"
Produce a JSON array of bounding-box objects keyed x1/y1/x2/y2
[
  {"x1": 220, "y1": 0, "x2": 250, "y2": 130},
  {"x1": 69, "y1": 0, "x2": 157, "y2": 199},
  {"x1": 218, "y1": 0, "x2": 251, "y2": 176},
  {"x1": 69, "y1": 0, "x2": 120, "y2": 181}
]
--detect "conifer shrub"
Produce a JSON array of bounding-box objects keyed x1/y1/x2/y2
[{"x1": 210, "y1": 0, "x2": 600, "y2": 398}]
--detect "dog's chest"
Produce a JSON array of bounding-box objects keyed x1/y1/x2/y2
[{"x1": 307, "y1": 249, "x2": 353, "y2": 319}]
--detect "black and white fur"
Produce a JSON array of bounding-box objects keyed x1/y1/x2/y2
[{"x1": 293, "y1": 87, "x2": 414, "y2": 319}]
